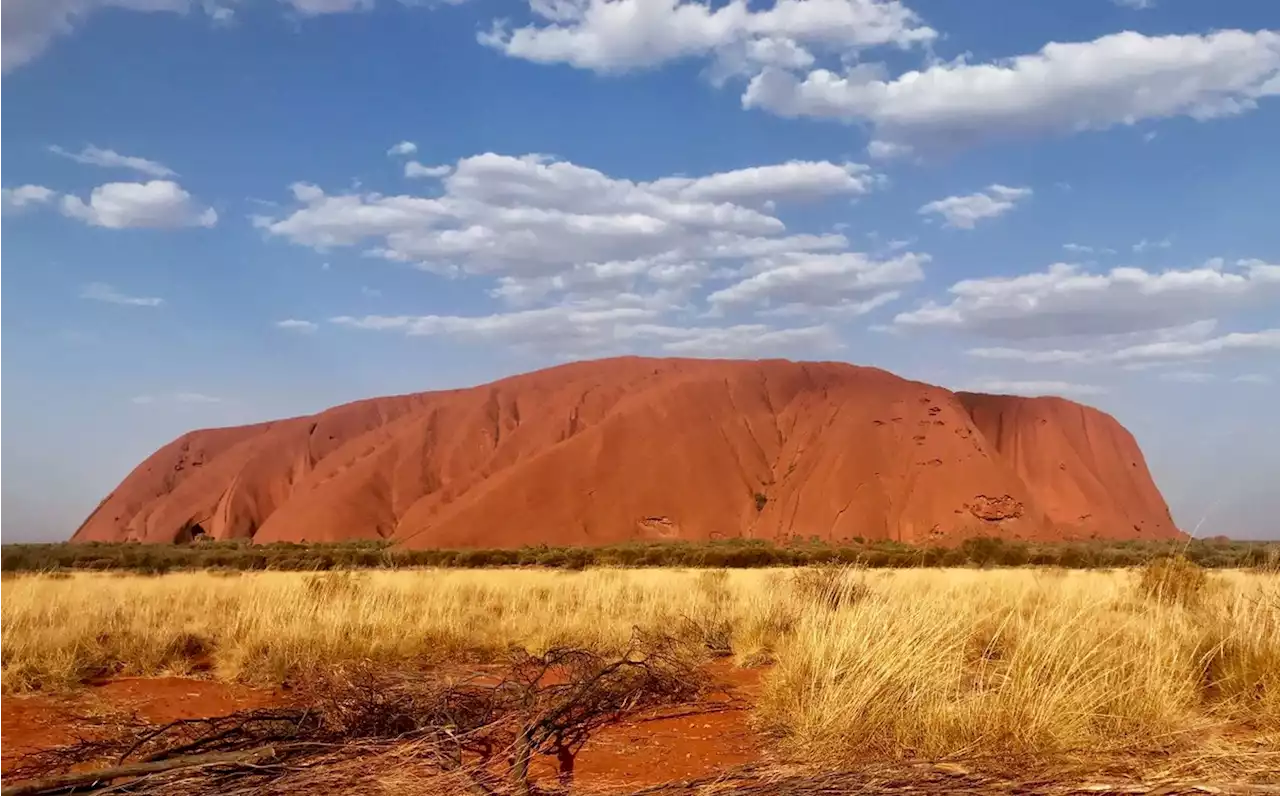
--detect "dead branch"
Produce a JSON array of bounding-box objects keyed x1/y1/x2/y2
[
  {"x1": 3, "y1": 631, "x2": 708, "y2": 796},
  {"x1": 0, "y1": 747, "x2": 277, "y2": 796}
]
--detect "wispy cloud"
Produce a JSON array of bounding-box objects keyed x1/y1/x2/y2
[
  {"x1": 275, "y1": 319, "x2": 319, "y2": 333},
  {"x1": 404, "y1": 161, "x2": 452, "y2": 179},
  {"x1": 48, "y1": 145, "x2": 175, "y2": 178},
  {"x1": 1159, "y1": 370, "x2": 1215, "y2": 383},
  {"x1": 131, "y1": 392, "x2": 221, "y2": 405},
  {"x1": 1063, "y1": 243, "x2": 1117, "y2": 255},
  {"x1": 1132, "y1": 237, "x2": 1172, "y2": 254},
  {"x1": 80, "y1": 283, "x2": 164, "y2": 307},
  {"x1": 966, "y1": 379, "x2": 1107, "y2": 397},
  {"x1": 919, "y1": 185, "x2": 1032, "y2": 229}
]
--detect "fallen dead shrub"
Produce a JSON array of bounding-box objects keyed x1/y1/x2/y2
[{"x1": 3, "y1": 632, "x2": 707, "y2": 796}]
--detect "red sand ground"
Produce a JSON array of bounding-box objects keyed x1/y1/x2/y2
[
  {"x1": 0, "y1": 669, "x2": 765, "y2": 788},
  {"x1": 72, "y1": 356, "x2": 1180, "y2": 547},
  {"x1": 1, "y1": 678, "x2": 283, "y2": 772}
]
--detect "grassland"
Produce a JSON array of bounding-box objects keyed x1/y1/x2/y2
[{"x1": 3, "y1": 563, "x2": 1278, "y2": 767}]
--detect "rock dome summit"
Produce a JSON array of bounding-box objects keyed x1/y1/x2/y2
[{"x1": 72, "y1": 357, "x2": 1180, "y2": 547}]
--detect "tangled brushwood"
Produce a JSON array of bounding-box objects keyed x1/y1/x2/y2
[{"x1": 2, "y1": 633, "x2": 707, "y2": 796}]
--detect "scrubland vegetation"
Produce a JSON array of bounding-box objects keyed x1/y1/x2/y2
[
  {"x1": 4, "y1": 536, "x2": 1278, "y2": 572},
  {"x1": 3, "y1": 561, "x2": 1278, "y2": 767}
]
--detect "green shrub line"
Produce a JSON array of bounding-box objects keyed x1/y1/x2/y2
[{"x1": 2, "y1": 536, "x2": 1277, "y2": 574}]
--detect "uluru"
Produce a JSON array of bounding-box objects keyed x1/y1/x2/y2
[{"x1": 72, "y1": 357, "x2": 1180, "y2": 547}]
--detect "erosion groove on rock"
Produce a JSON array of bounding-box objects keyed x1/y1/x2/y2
[{"x1": 72, "y1": 357, "x2": 1180, "y2": 547}]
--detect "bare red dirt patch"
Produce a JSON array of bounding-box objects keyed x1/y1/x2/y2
[
  {"x1": 1, "y1": 678, "x2": 283, "y2": 772},
  {"x1": 1, "y1": 668, "x2": 767, "y2": 788}
]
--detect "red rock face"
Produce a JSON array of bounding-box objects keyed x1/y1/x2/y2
[{"x1": 71, "y1": 357, "x2": 1181, "y2": 547}]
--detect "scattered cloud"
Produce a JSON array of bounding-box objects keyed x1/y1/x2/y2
[
  {"x1": 1062, "y1": 243, "x2": 1117, "y2": 256},
  {"x1": 208, "y1": 4, "x2": 234, "y2": 24},
  {"x1": 60, "y1": 180, "x2": 217, "y2": 229},
  {"x1": 258, "y1": 151, "x2": 919, "y2": 357},
  {"x1": 1133, "y1": 237, "x2": 1172, "y2": 253},
  {"x1": 1107, "y1": 329, "x2": 1280, "y2": 364},
  {"x1": 919, "y1": 184, "x2": 1031, "y2": 229},
  {"x1": 648, "y1": 159, "x2": 879, "y2": 204},
  {"x1": 967, "y1": 326, "x2": 1280, "y2": 367},
  {"x1": 1233, "y1": 373, "x2": 1273, "y2": 384},
  {"x1": 2, "y1": 0, "x2": 215, "y2": 73},
  {"x1": 275, "y1": 319, "x2": 319, "y2": 333},
  {"x1": 2, "y1": 0, "x2": 467, "y2": 72},
  {"x1": 332, "y1": 297, "x2": 840, "y2": 357},
  {"x1": 131, "y1": 391, "x2": 222, "y2": 405},
  {"x1": 481, "y1": 0, "x2": 937, "y2": 73},
  {"x1": 965, "y1": 379, "x2": 1107, "y2": 397},
  {"x1": 387, "y1": 141, "x2": 418, "y2": 157},
  {"x1": 47, "y1": 145, "x2": 176, "y2": 178},
  {"x1": 1143, "y1": 131, "x2": 1158, "y2": 143},
  {"x1": 280, "y1": 0, "x2": 376, "y2": 15},
  {"x1": 1159, "y1": 370, "x2": 1215, "y2": 383},
  {"x1": 742, "y1": 30, "x2": 1280, "y2": 150},
  {"x1": 360, "y1": 286, "x2": 383, "y2": 298},
  {"x1": 706, "y1": 251, "x2": 925, "y2": 312},
  {"x1": 404, "y1": 161, "x2": 452, "y2": 179},
  {"x1": 254, "y1": 152, "x2": 887, "y2": 311},
  {"x1": 894, "y1": 259, "x2": 1280, "y2": 339},
  {"x1": 866, "y1": 139, "x2": 913, "y2": 161},
  {"x1": 80, "y1": 282, "x2": 164, "y2": 307},
  {"x1": 1113, "y1": 0, "x2": 1155, "y2": 9},
  {"x1": 2, "y1": 184, "x2": 57, "y2": 209}
]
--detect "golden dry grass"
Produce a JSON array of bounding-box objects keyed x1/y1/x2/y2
[{"x1": 2, "y1": 565, "x2": 1277, "y2": 765}]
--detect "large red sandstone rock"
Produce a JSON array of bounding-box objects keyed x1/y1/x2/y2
[{"x1": 72, "y1": 357, "x2": 1181, "y2": 546}]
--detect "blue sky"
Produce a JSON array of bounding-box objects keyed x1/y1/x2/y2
[{"x1": 2, "y1": 0, "x2": 1278, "y2": 541}]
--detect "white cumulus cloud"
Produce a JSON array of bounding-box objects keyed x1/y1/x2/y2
[
  {"x1": 743, "y1": 29, "x2": 1280, "y2": 150},
  {"x1": 254, "y1": 151, "x2": 884, "y2": 303},
  {"x1": 262, "y1": 150, "x2": 911, "y2": 358},
  {"x1": 482, "y1": 0, "x2": 937, "y2": 73},
  {"x1": 2, "y1": 184, "x2": 58, "y2": 209},
  {"x1": 60, "y1": 180, "x2": 217, "y2": 229}
]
